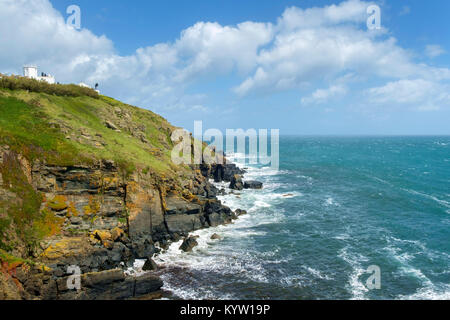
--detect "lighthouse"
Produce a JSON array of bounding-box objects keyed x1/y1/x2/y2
[{"x1": 23, "y1": 66, "x2": 56, "y2": 84}]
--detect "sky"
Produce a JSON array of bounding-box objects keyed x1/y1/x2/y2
[{"x1": 1, "y1": 0, "x2": 450, "y2": 135}]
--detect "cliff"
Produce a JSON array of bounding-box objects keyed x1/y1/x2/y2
[{"x1": 0, "y1": 78, "x2": 244, "y2": 299}]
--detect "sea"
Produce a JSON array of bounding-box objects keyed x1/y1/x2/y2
[{"x1": 130, "y1": 136, "x2": 450, "y2": 300}]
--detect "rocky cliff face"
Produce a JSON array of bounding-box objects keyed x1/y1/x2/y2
[
  {"x1": 0, "y1": 146, "x2": 244, "y2": 300},
  {"x1": 0, "y1": 87, "x2": 250, "y2": 300}
]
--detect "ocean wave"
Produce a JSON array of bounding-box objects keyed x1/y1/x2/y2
[
  {"x1": 338, "y1": 247, "x2": 370, "y2": 300},
  {"x1": 302, "y1": 266, "x2": 334, "y2": 281},
  {"x1": 402, "y1": 188, "x2": 450, "y2": 208},
  {"x1": 397, "y1": 284, "x2": 450, "y2": 300},
  {"x1": 324, "y1": 197, "x2": 340, "y2": 206}
]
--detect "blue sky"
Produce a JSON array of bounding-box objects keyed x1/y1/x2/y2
[{"x1": 1, "y1": 0, "x2": 450, "y2": 134}]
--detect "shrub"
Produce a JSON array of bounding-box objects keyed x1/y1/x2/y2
[{"x1": 0, "y1": 74, "x2": 99, "y2": 98}]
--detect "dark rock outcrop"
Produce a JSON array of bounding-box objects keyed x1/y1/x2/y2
[
  {"x1": 200, "y1": 162, "x2": 245, "y2": 183},
  {"x1": 142, "y1": 258, "x2": 158, "y2": 271},
  {"x1": 179, "y1": 236, "x2": 199, "y2": 252},
  {"x1": 234, "y1": 209, "x2": 247, "y2": 216},
  {"x1": 244, "y1": 181, "x2": 263, "y2": 189},
  {"x1": 230, "y1": 174, "x2": 244, "y2": 190}
]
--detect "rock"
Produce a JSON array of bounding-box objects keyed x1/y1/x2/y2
[
  {"x1": 211, "y1": 163, "x2": 246, "y2": 182},
  {"x1": 229, "y1": 174, "x2": 244, "y2": 190},
  {"x1": 104, "y1": 120, "x2": 120, "y2": 131},
  {"x1": 234, "y1": 209, "x2": 247, "y2": 216},
  {"x1": 207, "y1": 212, "x2": 232, "y2": 227},
  {"x1": 244, "y1": 181, "x2": 263, "y2": 189},
  {"x1": 70, "y1": 216, "x2": 83, "y2": 225},
  {"x1": 0, "y1": 273, "x2": 22, "y2": 300},
  {"x1": 93, "y1": 230, "x2": 113, "y2": 242},
  {"x1": 210, "y1": 233, "x2": 221, "y2": 240},
  {"x1": 82, "y1": 269, "x2": 125, "y2": 288},
  {"x1": 142, "y1": 258, "x2": 158, "y2": 271},
  {"x1": 165, "y1": 196, "x2": 202, "y2": 215},
  {"x1": 179, "y1": 236, "x2": 198, "y2": 252},
  {"x1": 110, "y1": 227, "x2": 124, "y2": 242},
  {"x1": 131, "y1": 238, "x2": 156, "y2": 259},
  {"x1": 134, "y1": 274, "x2": 164, "y2": 296},
  {"x1": 165, "y1": 214, "x2": 205, "y2": 234},
  {"x1": 103, "y1": 240, "x2": 114, "y2": 250}
]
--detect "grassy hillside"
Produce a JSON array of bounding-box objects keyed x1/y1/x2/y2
[{"x1": 0, "y1": 78, "x2": 185, "y2": 176}]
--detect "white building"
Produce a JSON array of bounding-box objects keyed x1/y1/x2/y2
[
  {"x1": 23, "y1": 66, "x2": 56, "y2": 84},
  {"x1": 78, "y1": 82, "x2": 100, "y2": 94}
]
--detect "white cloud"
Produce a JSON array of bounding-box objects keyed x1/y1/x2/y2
[
  {"x1": 366, "y1": 79, "x2": 450, "y2": 111},
  {"x1": 425, "y1": 45, "x2": 446, "y2": 58},
  {"x1": 301, "y1": 85, "x2": 348, "y2": 105},
  {"x1": 0, "y1": 0, "x2": 449, "y2": 116},
  {"x1": 235, "y1": 1, "x2": 446, "y2": 96}
]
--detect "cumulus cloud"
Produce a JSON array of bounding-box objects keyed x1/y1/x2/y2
[
  {"x1": 366, "y1": 79, "x2": 450, "y2": 111},
  {"x1": 234, "y1": 0, "x2": 447, "y2": 96},
  {"x1": 425, "y1": 45, "x2": 446, "y2": 58},
  {"x1": 0, "y1": 0, "x2": 449, "y2": 115},
  {"x1": 301, "y1": 85, "x2": 348, "y2": 105}
]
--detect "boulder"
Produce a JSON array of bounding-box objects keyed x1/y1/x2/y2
[
  {"x1": 244, "y1": 181, "x2": 263, "y2": 189},
  {"x1": 179, "y1": 236, "x2": 198, "y2": 252},
  {"x1": 110, "y1": 227, "x2": 124, "y2": 242},
  {"x1": 134, "y1": 274, "x2": 164, "y2": 296},
  {"x1": 142, "y1": 258, "x2": 158, "y2": 271},
  {"x1": 93, "y1": 230, "x2": 113, "y2": 242},
  {"x1": 104, "y1": 120, "x2": 120, "y2": 131},
  {"x1": 207, "y1": 212, "x2": 232, "y2": 227},
  {"x1": 210, "y1": 233, "x2": 221, "y2": 240},
  {"x1": 234, "y1": 209, "x2": 247, "y2": 216},
  {"x1": 229, "y1": 174, "x2": 244, "y2": 190},
  {"x1": 131, "y1": 237, "x2": 156, "y2": 259}
]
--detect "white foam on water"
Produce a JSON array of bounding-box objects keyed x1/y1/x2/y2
[
  {"x1": 302, "y1": 266, "x2": 334, "y2": 281},
  {"x1": 145, "y1": 162, "x2": 298, "y2": 299},
  {"x1": 338, "y1": 246, "x2": 370, "y2": 300},
  {"x1": 383, "y1": 235, "x2": 450, "y2": 300},
  {"x1": 279, "y1": 274, "x2": 308, "y2": 288},
  {"x1": 126, "y1": 159, "x2": 368, "y2": 299},
  {"x1": 324, "y1": 197, "x2": 340, "y2": 206},
  {"x1": 397, "y1": 284, "x2": 450, "y2": 300},
  {"x1": 402, "y1": 188, "x2": 450, "y2": 208},
  {"x1": 124, "y1": 259, "x2": 147, "y2": 277}
]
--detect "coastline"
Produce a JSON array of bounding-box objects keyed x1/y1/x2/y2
[{"x1": 126, "y1": 158, "x2": 266, "y2": 299}]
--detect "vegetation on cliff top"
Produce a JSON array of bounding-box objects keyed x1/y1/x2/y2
[
  {"x1": 0, "y1": 74, "x2": 99, "y2": 98},
  {"x1": 0, "y1": 78, "x2": 184, "y2": 176}
]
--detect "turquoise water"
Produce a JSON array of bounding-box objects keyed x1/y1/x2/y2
[{"x1": 155, "y1": 136, "x2": 450, "y2": 300}]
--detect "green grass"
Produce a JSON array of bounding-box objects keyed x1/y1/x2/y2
[
  {"x1": 0, "y1": 88, "x2": 185, "y2": 176},
  {"x1": 0, "y1": 150, "x2": 53, "y2": 253},
  {"x1": 0, "y1": 95, "x2": 85, "y2": 165}
]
